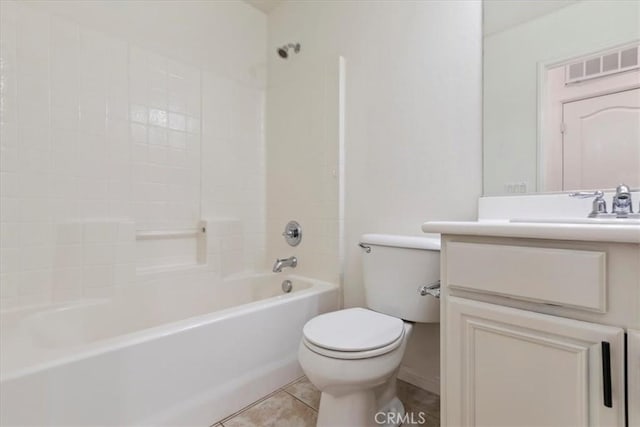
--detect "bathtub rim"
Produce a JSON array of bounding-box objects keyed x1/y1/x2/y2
[{"x1": 0, "y1": 274, "x2": 338, "y2": 382}]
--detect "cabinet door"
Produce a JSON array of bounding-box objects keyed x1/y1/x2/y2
[
  {"x1": 445, "y1": 297, "x2": 625, "y2": 426},
  {"x1": 630, "y1": 329, "x2": 640, "y2": 427}
]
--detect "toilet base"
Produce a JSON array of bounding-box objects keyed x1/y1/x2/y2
[
  {"x1": 376, "y1": 397, "x2": 406, "y2": 427},
  {"x1": 316, "y1": 391, "x2": 406, "y2": 427},
  {"x1": 317, "y1": 389, "x2": 377, "y2": 427}
]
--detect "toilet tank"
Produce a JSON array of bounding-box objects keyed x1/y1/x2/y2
[{"x1": 361, "y1": 234, "x2": 440, "y2": 323}]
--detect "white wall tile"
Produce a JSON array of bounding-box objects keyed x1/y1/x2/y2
[
  {"x1": 83, "y1": 222, "x2": 118, "y2": 243},
  {"x1": 53, "y1": 245, "x2": 82, "y2": 269},
  {"x1": 20, "y1": 270, "x2": 52, "y2": 296},
  {"x1": 0, "y1": 248, "x2": 21, "y2": 274},
  {"x1": 82, "y1": 244, "x2": 115, "y2": 266},
  {"x1": 0, "y1": 172, "x2": 20, "y2": 197},
  {"x1": 82, "y1": 265, "x2": 113, "y2": 288},
  {"x1": 0, "y1": 273, "x2": 20, "y2": 299},
  {"x1": 22, "y1": 246, "x2": 54, "y2": 271},
  {"x1": 55, "y1": 223, "x2": 83, "y2": 244},
  {"x1": 113, "y1": 263, "x2": 135, "y2": 286},
  {"x1": 20, "y1": 223, "x2": 53, "y2": 247},
  {"x1": 16, "y1": 5, "x2": 49, "y2": 73},
  {"x1": 52, "y1": 268, "x2": 82, "y2": 299},
  {"x1": 0, "y1": 223, "x2": 20, "y2": 248},
  {"x1": 0, "y1": 0, "x2": 267, "y2": 307},
  {"x1": 20, "y1": 199, "x2": 52, "y2": 223}
]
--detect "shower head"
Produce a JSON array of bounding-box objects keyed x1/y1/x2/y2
[{"x1": 277, "y1": 43, "x2": 301, "y2": 59}]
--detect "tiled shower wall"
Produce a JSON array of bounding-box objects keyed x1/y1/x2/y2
[
  {"x1": 202, "y1": 72, "x2": 266, "y2": 277},
  {"x1": 0, "y1": 1, "x2": 267, "y2": 308},
  {"x1": 266, "y1": 56, "x2": 341, "y2": 284}
]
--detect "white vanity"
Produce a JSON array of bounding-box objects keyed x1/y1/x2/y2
[
  {"x1": 423, "y1": 194, "x2": 640, "y2": 427},
  {"x1": 466, "y1": 0, "x2": 639, "y2": 424}
]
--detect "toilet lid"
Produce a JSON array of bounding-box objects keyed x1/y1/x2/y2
[{"x1": 303, "y1": 308, "x2": 404, "y2": 352}]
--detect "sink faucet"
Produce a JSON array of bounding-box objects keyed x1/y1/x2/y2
[
  {"x1": 272, "y1": 256, "x2": 297, "y2": 273},
  {"x1": 612, "y1": 184, "x2": 633, "y2": 216},
  {"x1": 569, "y1": 190, "x2": 607, "y2": 217},
  {"x1": 570, "y1": 183, "x2": 638, "y2": 219}
]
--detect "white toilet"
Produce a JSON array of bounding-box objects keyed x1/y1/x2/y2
[{"x1": 298, "y1": 234, "x2": 440, "y2": 427}]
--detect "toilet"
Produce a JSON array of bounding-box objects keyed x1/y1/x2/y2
[{"x1": 298, "y1": 234, "x2": 440, "y2": 427}]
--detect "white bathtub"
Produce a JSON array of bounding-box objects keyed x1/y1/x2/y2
[{"x1": 0, "y1": 273, "x2": 339, "y2": 426}]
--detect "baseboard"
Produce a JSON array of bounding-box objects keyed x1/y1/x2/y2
[{"x1": 398, "y1": 365, "x2": 440, "y2": 396}]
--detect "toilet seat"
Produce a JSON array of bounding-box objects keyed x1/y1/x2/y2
[
  {"x1": 302, "y1": 331, "x2": 404, "y2": 360},
  {"x1": 302, "y1": 308, "x2": 405, "y2": 359}
]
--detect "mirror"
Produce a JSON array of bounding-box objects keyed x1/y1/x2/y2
[{"x1": 483, "y1": 0, "x2": 640, "y2": 196}]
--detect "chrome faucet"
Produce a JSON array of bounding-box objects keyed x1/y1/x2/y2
[
  {"x1": 569, "y1": 190, "x2": 607, "y2": 217},
  {"x1": 612, "y1": 184, "x2": 633, "y2": 216},
  {"x1": 272, "y1": 256, "x2": 297, "y2": 273},
  {"x1": 570, "y1": 183, "x2": 638, "y2": 219}
]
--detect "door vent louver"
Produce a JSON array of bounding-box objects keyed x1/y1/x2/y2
[{"x1": 565, "y1": 45, "x2": 639, "y2": 85}]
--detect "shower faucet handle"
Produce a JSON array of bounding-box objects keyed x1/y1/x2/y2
[{"x1": 282, "y1": 220, "x2": 302, "y2": 246}]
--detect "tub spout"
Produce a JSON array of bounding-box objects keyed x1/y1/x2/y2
[{"x1": 273, "y1": 256, "x2": 297, "y2": 273}]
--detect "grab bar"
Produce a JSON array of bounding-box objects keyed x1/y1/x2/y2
[{"x1": 136, "y1": 228, "x2": 206, "y2": 240}]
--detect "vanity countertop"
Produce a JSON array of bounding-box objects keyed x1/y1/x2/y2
[{"x1": 422, "y1": 220, "x2": 640, "y2": 244}]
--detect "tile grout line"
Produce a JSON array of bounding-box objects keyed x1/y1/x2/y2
[
  {"x1": 281, "y1": 388, "x2": 319, "y2": 413},
  {"x1": 214, "y1": 376, "x2": 307, "y2": 426},
  {"x1": 215, "y1": 388, "x2": 283, "y2": 426},
  {"x1": 216, "y1": 377, "x2": 440, "y2": 427},
  {"x1": 282, "y1": 375, "x2": 308, "y2": 390}
]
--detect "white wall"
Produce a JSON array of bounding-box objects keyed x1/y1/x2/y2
[
  {"x1": 483, "y1": 0, "x2": 640, "y2": 195},
  {"x1": 0, "y1": 0, "x2": 266, "y2": 308},
  {"x1": 268, "y1": 0, "x2": 482, "y2": 393}
]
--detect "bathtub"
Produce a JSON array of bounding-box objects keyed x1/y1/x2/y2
[{"x1": 0, "y1": 273, "x2": 339, "y2": 426}]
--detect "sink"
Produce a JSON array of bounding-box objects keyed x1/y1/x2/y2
[{"x1": 510, "y1": 218, "x2": 640, "y2": 225}]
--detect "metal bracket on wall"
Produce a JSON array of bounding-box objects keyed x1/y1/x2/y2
[{"x1": 358, "y1": 242, "x2": 372, "y2": 253}]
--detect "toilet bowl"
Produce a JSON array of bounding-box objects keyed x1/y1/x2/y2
[
  {"x1": 299, "y1": 308, "x2": 412, "y2": 427},
  {"x1": 298, "y1": 234, "x2": 441, "y2": 427}
]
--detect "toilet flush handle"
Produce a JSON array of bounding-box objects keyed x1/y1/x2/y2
[
  {"x1": 418, "y1": 280, "x2": 441, "y2": 298},
  {"x1": 358, "y1": 242, "x2": 372, "y2": 253}
]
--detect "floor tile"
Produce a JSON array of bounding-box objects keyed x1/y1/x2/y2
[
  {"x1": 284, "y1": 377, "x2": 321, "y2": 410},
  {"x1": 222, "y1": 390, "x2": 317, "y2": 427},
  {"x1": 397, "y1": 379, "x2": 440, "y2": 419},
  {"x1": 423, "y1": 414, "x2": 441, "y2": 427}
]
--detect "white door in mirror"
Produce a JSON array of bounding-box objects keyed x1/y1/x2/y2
[{"x1": 562, "y1": 88, "x2": 640, "y2": 190}]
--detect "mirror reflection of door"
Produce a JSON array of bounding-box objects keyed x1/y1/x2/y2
[
  {"x1": 562, "y1": 88, "x2": 640, "y2": 190},
  {"x1": 541, "y1": 44, "x2": 640, "y2": 192}
]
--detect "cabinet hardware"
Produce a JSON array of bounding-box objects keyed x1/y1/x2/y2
[{"x1": 602, "y1": 341, "x2": 612, "y2": 408}]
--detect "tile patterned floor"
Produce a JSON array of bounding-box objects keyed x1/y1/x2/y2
[{"x1": 212, "y1": 377, "x2": 440, "y2": 427}]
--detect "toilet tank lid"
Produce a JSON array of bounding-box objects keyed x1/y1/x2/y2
[{"x1": 360, "y1": 234, "x2": 440, "y2": 251}]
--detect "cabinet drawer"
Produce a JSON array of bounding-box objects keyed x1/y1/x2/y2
[{"x1": 445, "y1": 242, "x2": 606, "y2": 312}]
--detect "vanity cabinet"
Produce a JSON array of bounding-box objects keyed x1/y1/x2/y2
[
  {"x1": 438, "y1": 235, "x2": 640, "y2": 427},
  {"x1": 446, "y1": 297, "x2": 625, "y2": 426},
  {"x1": 630, "y1": 330, "x2": 640, "y2": 427}
]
